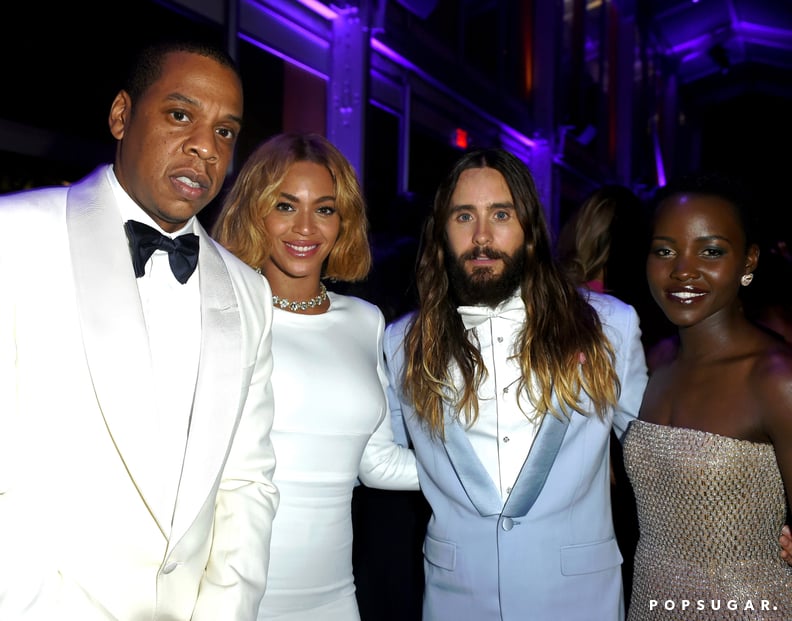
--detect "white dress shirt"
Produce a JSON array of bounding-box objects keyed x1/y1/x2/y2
[
  {"x1": 109, "y1": 166, "x2": 201, "y2": 529},
  {"x1": 457, "y1": 294, "x2": 540, "y2": 504}
]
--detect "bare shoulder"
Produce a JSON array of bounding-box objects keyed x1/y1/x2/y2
[
  {"x1": 638, "y1": 359, "x2": 678, "y2": 421},
  {"x1": 751, "y1": 338, "x2": 792, "y2": 434},
  {"x1": 751, "y1": 338, "x2": 792, "y2": 390}
]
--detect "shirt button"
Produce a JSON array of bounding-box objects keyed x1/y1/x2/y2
[
  {"x1": 506, "y1": 486, "x2": 512, "y2": 494},
  {"x1": 497, "y1": 336, "x2": 503, "y2": 343},
  {"x1": 503, "y1": 436, "x2": 510, "y2": 443}
]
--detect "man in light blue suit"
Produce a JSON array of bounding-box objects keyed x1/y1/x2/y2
[{"x1": 383, "y1": 147, "x2": 648, "y2": 621}]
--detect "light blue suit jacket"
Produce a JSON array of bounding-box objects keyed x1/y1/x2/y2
[{"x1": 383, "y1": 291, "x2": 647, "y2": 621}]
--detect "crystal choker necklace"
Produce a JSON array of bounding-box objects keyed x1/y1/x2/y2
[{"x1": 272, "y1": 283, "x2": 328, "y2": 312}]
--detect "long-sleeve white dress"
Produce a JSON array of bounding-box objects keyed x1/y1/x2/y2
[{"x1": 256, "y1": 291, "x2": 419, "y2": 621}]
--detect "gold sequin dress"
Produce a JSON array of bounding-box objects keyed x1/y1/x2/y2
[{"x1": 623, "y1": 419, "x2": 792, "y2": 620}]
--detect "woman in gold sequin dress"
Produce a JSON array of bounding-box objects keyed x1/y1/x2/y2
[{"x1": 623, "y1": 172, "x2": 792, "y2": 620}]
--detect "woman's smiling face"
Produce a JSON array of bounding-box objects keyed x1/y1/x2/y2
[
  {"x1": 647, "y1": 192, "x2": 757, "y2": 328},
  {"x1": 263, "y1": 160, "x2": 340, "y2": 282}
]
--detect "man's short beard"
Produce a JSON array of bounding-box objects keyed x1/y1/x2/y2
[{"x1": 447, "y1": 246, "x2": 525, "y2": 307}]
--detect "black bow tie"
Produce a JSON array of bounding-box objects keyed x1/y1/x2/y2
[{"x1": 124, "y1": 220, "x2": 199, "y2": 284}]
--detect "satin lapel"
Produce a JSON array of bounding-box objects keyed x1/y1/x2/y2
[
  {"x1": 170, "y1": 229, "x2": 242, "y2": 544},
  {"x1": 388, "y1": 323, "x2": 502, "y2": 517},
  {"x1": 502, "y1": 399, "x2": 570, "y2": 517},
  {"x1": 67, "y1": 167, "x2": 164, "y2": 529},
  {"x1": 444, "y1": 419, "x2": 503, "y2": 517}
]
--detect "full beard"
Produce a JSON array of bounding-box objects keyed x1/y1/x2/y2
[{"x1": 447, "y1": 246, "x2": 525, "y2": 307}]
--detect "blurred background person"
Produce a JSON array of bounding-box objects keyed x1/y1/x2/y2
[
  {"x1": 212, "y1": 131, "x2": 419, "y2": 621},
  {"x1": 557, "y1": 183, "x2": 671, "y2": 352}
]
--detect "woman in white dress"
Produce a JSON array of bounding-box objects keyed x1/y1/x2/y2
[{"x1": 211, "y1": 132, "x2": 419, "y2": 620}]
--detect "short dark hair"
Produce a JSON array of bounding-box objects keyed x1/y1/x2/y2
[
  {"x1": 122, "y1": 39, "x2": 241, "y2": 102},
  {"x1": 652, "y1": 170, "x2": 759, "y2": 249}
]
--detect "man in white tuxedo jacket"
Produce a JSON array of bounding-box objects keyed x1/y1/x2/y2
[
  {"x1": 384, "y1": 147, "x2": 647, "y2": 621},
  {"x1": 0, "y1": 40, "x2": 279, "y2": 620}
]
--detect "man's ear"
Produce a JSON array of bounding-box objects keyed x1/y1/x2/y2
[{"x1": 108, "y1": 90, "x2": 131, "y2": 140}]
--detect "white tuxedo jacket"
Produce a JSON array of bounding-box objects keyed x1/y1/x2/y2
[
  {"x1": 0, "y1": 166, "x2": 279, "y2": 620},
  {"x1": 384, "y1": 291, "x2": 648, "y2": 621}
]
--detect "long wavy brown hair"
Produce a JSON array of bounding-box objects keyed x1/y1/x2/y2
[
  {"x1": 211, "y1": 132, "x2": 371, "y2": 281},
  {"x1": 401, "y1": 147, "x2": 620, "y2": 438}
]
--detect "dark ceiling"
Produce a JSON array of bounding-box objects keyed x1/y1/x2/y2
[
  {"x1": 638, "y1": 0, "x2": 792, "y2": 225},
  {"x1": 643, "y1": 0, "x2": 792, "y2": 103}
]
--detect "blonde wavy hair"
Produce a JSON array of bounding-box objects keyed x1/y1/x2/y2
[{"x1": 211, "y1": 132, "x2": 371, "y2": 281}]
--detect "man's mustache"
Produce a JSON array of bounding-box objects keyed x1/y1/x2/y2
[{"x1": 460, "y1": 247, "x2": 508, "y2": 261}]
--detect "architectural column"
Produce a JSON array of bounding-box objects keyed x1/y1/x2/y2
[
  {"x1": 327, "y1": 2, "x2": 371, "y2": 183},
  {"x1": 528, "y1": 0, "x2": 562, "y2": 228}
]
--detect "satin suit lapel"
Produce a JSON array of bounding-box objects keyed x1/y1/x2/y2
[
  {"x1": 67, "y1": 169, "x2": 165, "y2": 529},
  {"x1": 169, "y1": 227, "x2": 242, "y2": 547},
  {"x1": 502, "y1": 402, "x2": 569, "y2": 517},
  {"x1": 444, "y1": 420, "x2": 503, "y2": 516},
  {"x1": 67, "y1": 169, "x2": 243, "y2": 541},
  {"x1": 444, "y1": 398, "x2": 570, "y2": 518}
]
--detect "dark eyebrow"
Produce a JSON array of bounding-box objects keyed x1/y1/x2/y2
[
  {"x1": 696, "y1": 234, "x2": 734, "y2": 247},
  {"x1": 279, "y1": 191, "x2": 336, "y2": 203},
  {"x1": 166, "y1": 92, "x2": 243, "y2": 127},
  {"x1": 651, "y1": 234, "x2": 733, "y2": 245},
  {"x1": 450, "y1": 202, "x2": 514, "y2": 213}
]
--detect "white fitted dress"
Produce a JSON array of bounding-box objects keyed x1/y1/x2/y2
[{"x1": 256, "y1": 291, "x2": 419, "y2": 621}]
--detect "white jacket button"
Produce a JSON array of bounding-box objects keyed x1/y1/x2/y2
[
  {"x1": 501, "y1": 517, "x2": 514, "y2": 531},
  {"x1": 162, "y1": 562, "x2": 180, "y2": 574}
]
